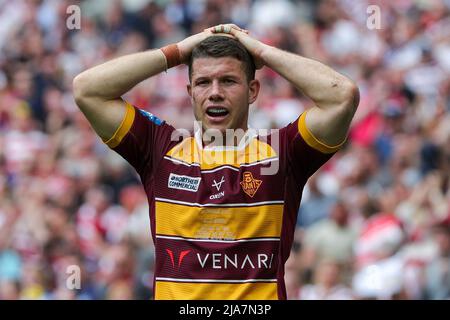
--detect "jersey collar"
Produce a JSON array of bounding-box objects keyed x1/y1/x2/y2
[{"x1": 194, "y1": 122, "x2": 258, "y2": 151}]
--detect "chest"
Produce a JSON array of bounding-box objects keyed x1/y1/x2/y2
[{"x1": 154, "y1": 159, "x2": 284, "y2": 205}]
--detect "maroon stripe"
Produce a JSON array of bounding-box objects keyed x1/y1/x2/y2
[
  {"x1": 155, "y1": 237, "x2": 279, "y2": 281},
  {"x1": 153, "y1": 158, "x2": 285, "y2": 204}
]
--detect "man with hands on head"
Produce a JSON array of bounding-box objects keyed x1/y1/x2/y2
[{"x1": 73, "y1": 24, "x2": 359, "y2": 300}]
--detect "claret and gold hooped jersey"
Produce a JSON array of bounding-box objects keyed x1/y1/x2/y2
[{"x1": 104, "y1": 102, "x2": 341, "y2": 300}]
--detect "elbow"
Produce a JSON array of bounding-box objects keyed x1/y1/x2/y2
[
  {"x1": 72, "y1": 73, "x2": 91, "y2": 107},
  {"x1": 341, "y1": 80, "x2": 360, "y2": 114}
]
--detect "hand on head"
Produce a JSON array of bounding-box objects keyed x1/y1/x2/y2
[
  {"x1": 177, "y1": 24, "x2": 265, "y2": 69},
  {"x1": 205, "y1": 24, "x2": 249, "y2": 37},
  {"x1": 206, "y1": 24, "x2": 265, "y2": 70}
]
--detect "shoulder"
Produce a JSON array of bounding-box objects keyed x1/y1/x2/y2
[{"x1": 136, "y1": 108, "x2": 165, "y2": 126}]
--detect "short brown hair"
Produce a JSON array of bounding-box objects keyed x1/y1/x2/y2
[{"x1": 188, "y1": 36, "x2": 256, "y2": 83}]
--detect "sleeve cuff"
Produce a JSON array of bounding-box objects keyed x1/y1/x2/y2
[
  {"x1": 103, "y1": 102, "x2": 136, "y2": 148},
  {"x1": 298, "y1": 111, "x2": 346, "y2": 154}
]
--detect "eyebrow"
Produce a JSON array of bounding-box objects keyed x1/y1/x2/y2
[{"x1": 193, "y1": 74, "x2": 240, "y2": 82}]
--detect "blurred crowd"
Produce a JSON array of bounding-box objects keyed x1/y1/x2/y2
[{"x1": 0, "y1": 0, "x2": 449, "y2": 300}]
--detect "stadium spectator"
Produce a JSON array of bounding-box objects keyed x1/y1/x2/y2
[
  {"x1": 299, "y1": 259, "x2": 354, "y2": 300},
  {"x1": 301, "y1": 200, "x2": 357, "y2": 283},
  {"x1": 423, "y1": 223, "x2": 450, "y2": 300}
]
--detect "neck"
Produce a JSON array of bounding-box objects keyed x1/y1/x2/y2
[{"x1": 200, "y1": 127, "x2": 251, "y2": 148}]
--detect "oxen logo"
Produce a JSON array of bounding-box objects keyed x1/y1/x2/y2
[
  {"x1": 240, "y1": 172, "x2": 262, "y2": 198},
  {"x1": 212, "y1": 176, "x2": 225, "y2": 191}
]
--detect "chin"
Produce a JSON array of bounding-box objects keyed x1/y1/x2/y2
[
  {"x1": 203, "y1": 122, "x2": 229, "y2": 133},
  {"x1": 204, "y1": 126, "x2": 227, "y2": 136}
]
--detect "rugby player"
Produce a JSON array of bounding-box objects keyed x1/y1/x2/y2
[{"x1": 73, "y1": 24, "x2": 359, "y2": 299}]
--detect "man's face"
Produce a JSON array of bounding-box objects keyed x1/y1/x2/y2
[{"x1": 187, "y1": 57, "x2": 259, "y2": 135}]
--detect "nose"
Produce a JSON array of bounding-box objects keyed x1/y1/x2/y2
[{"x1": 208, "y1": 80, "x2": 224, "y2": 101}]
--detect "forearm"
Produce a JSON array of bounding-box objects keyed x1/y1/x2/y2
[
  {"x1": 73, "y1": 49, "x2": 167, "y2": 100},
  {"x1": 260, "y1": 45, "x2": 357, "y2": 110},
  {"x1": 218, "y1": 25, "x2": 359, "y2": 145}
]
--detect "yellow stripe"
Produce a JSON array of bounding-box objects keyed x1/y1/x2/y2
[
  {"x1": 166, "y1": 137, "x2": 200, "y2": 164},
  {"x1": 165, "y1": 137, "x2": 278, "y2": 169},
  {"x1": 156, "y1": 202, "x2": 283, "y2": 239},
  {"x1": 104, "y1": 102, "x2": 135, "y2": 148},
  {"x1": 298, "y1": 111, "x2": 345, "y2": 154},
  {"x1": 155, "y1": 281, "x2": 278, "y2": 300}
]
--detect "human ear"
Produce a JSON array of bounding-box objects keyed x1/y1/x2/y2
[
  {"x1": 187, "y1": 83, "x2": 192, "y2": 97},
  {"x1": 248, "y1": 79, "x2": 260, "y2": 104}
]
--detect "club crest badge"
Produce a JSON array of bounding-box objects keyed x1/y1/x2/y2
[{"x1": 240, "y1": 172, "x2": 262, "y2": 198}]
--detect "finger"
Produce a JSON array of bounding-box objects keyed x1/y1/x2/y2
[
  {"x1": 227, "y1": 27, "x2": 246, "y2": 38},
  {"x1": 205, "y1": 30, "x2": 236, "y2": 39},
  {"x1": 223, "y1": 25, "x2": 232, "y2": 34},
  {"x1": 216, "y1": 33, "x2": 237, "y2": 39},
  {"x1": 209, "y1": 24, "x2": 248, "y2": 34},
  {"x1": 227, "y1": 23, "x2": 245, "y2": 31},
  {"x1": 228, "y1": 24, "x2": 249, "y2": 34},
  {"x1": 208, "y1": 25, "x2": 236, "y2": 38},
  {"x1": 203, "y1": 28, "x2": 213, "y2": 35}
]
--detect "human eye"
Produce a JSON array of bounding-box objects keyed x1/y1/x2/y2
[
  {"x1": 195, "y1": 79, "x2": 209, "y2": 86},
  {"x1": 223, "y1": 78, "x2": 236, "y2": 84}
]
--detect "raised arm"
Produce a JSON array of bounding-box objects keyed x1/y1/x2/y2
[
  {"x1": 72, "y1": 49, "x2": 167, "y2": 140},
  {"x1": 224, "y1": 26, "x2": 359, "y2": 146},
  {"x1": 72, "y1": 28, "x2": 233, "y2": 141}
]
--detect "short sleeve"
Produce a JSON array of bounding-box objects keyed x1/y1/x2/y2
[
  {"x1": 281, "y1": 111, "x2": 344, "y2": 184},
  {"x1": 104, "y1": 102, "x2": 177, "y2": 180}
]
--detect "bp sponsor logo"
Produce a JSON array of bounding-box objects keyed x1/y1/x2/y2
[{"x1": 168, "y1": 173, "x2": 201, "y2": 192}]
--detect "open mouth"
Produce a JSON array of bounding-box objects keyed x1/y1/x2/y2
[{"x1": 206, "y1": 107, "x2": 229, "y2": 118}]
